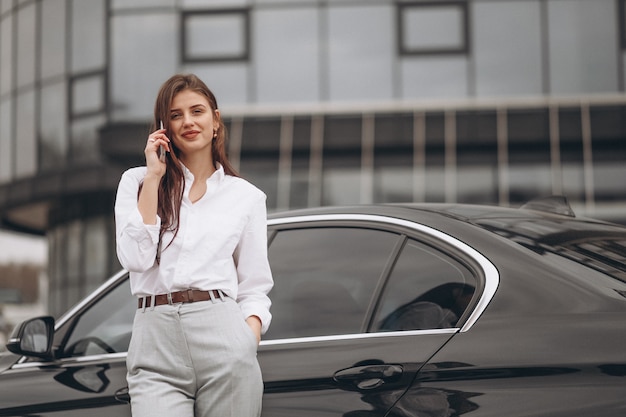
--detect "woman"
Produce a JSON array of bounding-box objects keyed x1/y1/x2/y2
[{"x1": 115, "y1": 74, "x2": 273, "y2": 417}]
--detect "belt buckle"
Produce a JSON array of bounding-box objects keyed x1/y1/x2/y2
[
  {"x1": 167, "y1": 292, "x2": 173, "y2": 305},
  {"x1": 186, "y1": 289, "x2": 194, "y2": 303}
]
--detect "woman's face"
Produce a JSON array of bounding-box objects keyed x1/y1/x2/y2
[{"x1": 168, "y1": 89, "x2": 219, "y2": 158}]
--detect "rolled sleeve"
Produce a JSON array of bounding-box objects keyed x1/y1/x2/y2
[
  {"x1": 234, "y1": 193, "x2": 274, "y2": 334},
  {"x1": 115, "y1": 168, "x2": 162, "y2": 272}
]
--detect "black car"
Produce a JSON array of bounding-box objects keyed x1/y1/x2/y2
[{"x1": 2, "y1": 198, "x2": 626, "y2": 417}]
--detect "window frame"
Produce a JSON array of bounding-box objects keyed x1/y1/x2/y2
[
  {"x1": 617, "y1": 0, "x2": 626, "y2": 51},
  {"x1": 266, "y1": 213, "x2": 498, "y2": 343},
  {"x1": 68, "y1": 70, "x2": 106, "y2": 119},
  {"x1": 180, "y1": 8, "x2": 251, "y2": 64},
  {"x1": 396, "y1": 1, "x2": 470, "y2": 57}
]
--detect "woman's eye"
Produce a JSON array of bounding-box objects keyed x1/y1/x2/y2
[{"x1": 170, "y1": 114, "x2": 181, "y2": 120}]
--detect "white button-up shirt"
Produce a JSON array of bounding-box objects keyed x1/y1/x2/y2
[{"x1": 115, "y1": 164, "x2": 273, "y2": 333}]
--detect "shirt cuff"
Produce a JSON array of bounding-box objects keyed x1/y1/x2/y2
[
  {"x1": 125, "y1": 207, "x2": 162, "y2": 246},
  {"x1": 240, "y1": 303, "x2": 272, "y2": 335}
]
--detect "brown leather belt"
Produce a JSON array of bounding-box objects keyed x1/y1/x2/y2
[{"x1": 138, "y1": 289, "x2": 225, "y2": 309}]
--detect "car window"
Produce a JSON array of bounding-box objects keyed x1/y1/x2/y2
[
  {"x1": 61, "y1": 279, "x2": 135, "y2": 357},
  {"x1": 265, "y1": 227, "x2": 399, "y2": 340},
  {"x1": 372, "y1": 238, "x2": 476, "y2": 332}
]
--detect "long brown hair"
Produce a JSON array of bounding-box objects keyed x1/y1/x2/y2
[{"x1": 151, "y1": 74, "x2": 239, "y2": 260}]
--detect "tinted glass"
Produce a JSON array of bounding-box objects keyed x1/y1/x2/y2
[
  {"x1": 373, "y1": 238, "x2": 476, "y2": 331},
  {"x1": 62, "y1": 279, "x2": 135, "y2": 357},
  {"x1": 70, "y1": 0, "x2": 105, "y2": 72},
  {"x1": 265, "y1": 227, "x2": 399, "y2": 340},
  {"x1": 255, "y1": 7, "x2": 319, "y2": 103},
  {"x1": 16, "y1": 3, "x2": 36, "y2": 88},
  {"x1": 40, "y1": 0, "x2": 66, "y2": 80}
]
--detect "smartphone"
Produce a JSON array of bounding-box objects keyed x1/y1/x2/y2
[{"x1": 158, "y1": 120, "x2": 166, "y2": 162}]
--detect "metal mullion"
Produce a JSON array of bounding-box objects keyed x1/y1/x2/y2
[
  {"x1": 444, "y1": 109, "x2": 457, "y2": 203},
  {"x1": 361, "y1": 114, "x2": 374, "y2": 204},
  {"x1": 497, "y1": 107, "x2": 509, "y2": 206},
  {"x1": 308, "y1": 114, "x2": 324, "y2": 207},
  {"x1": 581, "y1": 102, "x2": 595, "y2": 213},
  {"x1": 549, "y1": 104, "x2": 562, "y2": 195},
  {"x1": 277, "y1": 115, "x2": 294, "y2": 211},
  {"x1": 413, "y1": 111, "x2": 426, "y2": 202}
]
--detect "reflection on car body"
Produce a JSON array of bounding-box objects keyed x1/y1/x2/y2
[{"x1": 1, "y1": 199, "x2": 626, "y2": 417}]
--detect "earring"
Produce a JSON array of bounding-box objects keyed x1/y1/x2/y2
[{"x1": 213, "y1": 130, "x2": 217, "y2": 138}]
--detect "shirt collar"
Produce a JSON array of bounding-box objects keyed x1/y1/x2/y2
[{"x1": 180, "y1": 162, "x2": 225, "y2": 184}]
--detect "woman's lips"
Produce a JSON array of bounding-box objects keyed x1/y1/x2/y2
[{"x1": 182, "y1": 130, "x2": 200, "y2": 139}]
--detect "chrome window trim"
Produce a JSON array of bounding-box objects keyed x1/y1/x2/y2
[
  {"x1": 11, "y1": 352, "x2": 128, "y2": 370},
  {"x1": 267, "y1": 213, "x2": 500, "y2": 333},
  {"x1": 260, "y1": 328, "x2": 458, "y2": 347},
  {"x1": 10, "y1": 329, "x2": 459, "y2": 370}
]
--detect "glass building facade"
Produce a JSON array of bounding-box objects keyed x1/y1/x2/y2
[{"x1": 1, "y1": 0, "x2": 625, "y2": 316}]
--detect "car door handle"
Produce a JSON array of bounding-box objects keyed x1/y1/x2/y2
[
  {"x1": 333, "y1": 364, "x2": 403, "y2": 390},
  {"x1": 114, "y1": 386, "x2": 130, "y2": 403}
]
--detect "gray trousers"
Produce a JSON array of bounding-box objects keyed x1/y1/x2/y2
[{"x1": 126, "y1": 295, "x2": 263, "y2": 417}]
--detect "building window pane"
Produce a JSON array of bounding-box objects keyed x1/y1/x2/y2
[
  {"x1": 456, "y1": 110, "x2": 498, "y2": 204},
  {"x1": 424, "y1": 112, "x2": 446, "y2": 202},
  {"x1": 71, "y1": 73, "x2": 104, "y2": 116},
  {"x1": 374, "y1": 164, "x2": 413, "y2": 203},
  {"x1": 289, "y1": 117, "x2": 312, "y2": 209},
  {"x1": 0, "y1": 99, "x2": 12, "y2": 181},
  {"x1": 398, "y1": 1, "x2": 469, "y2": 55},
  {"x1": 40, "y1": 0, "x2": 66, "y2": 80},
  {"x1": 40, "y1": 81, "x2": 68, "y2": 171},
  {"x1": 65, "y1": 220, "x2": 83, "y2": 309},
  {"x1": 16, "y1": 3, "x2": 36, "y2": 88},
  {"x1": 71, "y1": 0, "x2": 106, "y2": 73},
  {"x1": 322, "y1": 115, "x2": 362, "y2": 205},
  {"x1": 457, "y1": 164, "x2": 497, "y2": 204},
  {"x1": 473, "y1": 1, "x2": 542, "y2": 96},
  {"x1": 548, "y1": 0, "x2": 618, "y2": 94},
  {"x1": 255, "y1": 7, "x2": 319, "y2": 103},
  {"x1": 328, "y1": 5, "x2": 394, "y2": 101},
  {"x1": 15, "y1": 89, "x2": 36, "y2": 178},
  {"x1": 48, "y1": 225, "x2": 66, "y2": 318},
  {"x1": 84, "y1": 216, "x2": 108, "y2": 292},
  {"x1": 594, "y1": 163, "x2": 626, "y2": 201},
  {"x1": 590, "y1": 105, "x2": 626, "y2": 202},
  {"x1": 374, "y1": 113, "x2": 414, "y2": 203},
  {"x1": 0, "y1": 15, "x2": 13, "y2": 95},
  {"x1": 70, "y1": 114, "x2": 106, "y2": 163},
  {"x1": 239, "y1": 117, "x2": 281, "y2": 210},
  {"x1": 1, "y1": 1, "x2": 13, "y2": 14},
  {"x1": 111, "y1": 12, "x2": 178, "y2": 120},
  {"x1": 322, "y1": 164, "x2": 361, "y2": 206},
  {"x1": 507, "y1": 108, "x2": 551, "y2": 204},
  {"x1": 559, "y1": 107, "x2": 585, "y2": 203},
  {"x1": 182, "y1": 9, "x2": 249, "y2": 62},
  {"x1": 620, "y1": 0, "x2": 626, "y2": 49},
  {"x1": 108, "y1": 215, "x2": 121, "y2": 274}
]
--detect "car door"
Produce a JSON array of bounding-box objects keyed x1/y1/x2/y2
[
  {"x1": 259, "y1": 216, "x2": 482, "y2": 417},
  {"x1": 0, "y1": 274, "x2": 134, "y2": 417}
]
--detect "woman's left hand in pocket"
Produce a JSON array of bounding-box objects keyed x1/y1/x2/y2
[{"x1": 245, "y1": 316, "x2": 262, "y2": 345}]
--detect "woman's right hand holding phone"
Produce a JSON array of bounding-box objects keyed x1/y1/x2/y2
[{"x1": 145, "y1": 128, "x2": 170, "y2": 179}]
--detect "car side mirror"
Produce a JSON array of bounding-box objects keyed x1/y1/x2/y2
[{"x1": 6, "y1": 316, "x2": 55, "y2": 359}]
